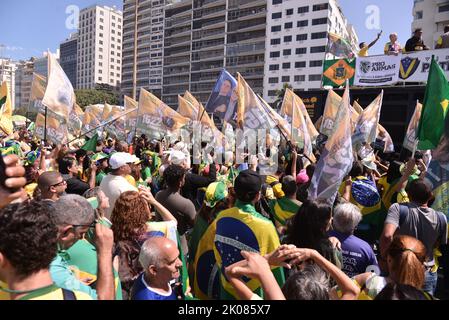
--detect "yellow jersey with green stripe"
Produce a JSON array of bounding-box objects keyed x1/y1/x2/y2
[
  {"x1": 1, "y1": 284, "x2": 92, "y2": 300},
  {"x1": 269, "y1": 197, "x2": 301, "y2": 226}
]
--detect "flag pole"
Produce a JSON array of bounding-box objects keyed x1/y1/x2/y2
[
  {"x1": 43, "y1": 105, "x2": 48, "y2": 144},
  {"x1": 68, "y1": 108, "x2": 137, "y2": 145}
]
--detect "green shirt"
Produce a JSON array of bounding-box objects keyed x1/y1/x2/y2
[{"x1": 96, "y1": 171, "x2": 107, "y2": 186}]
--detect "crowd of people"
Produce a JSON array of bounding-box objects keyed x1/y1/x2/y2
[
  {"x1": 0, "y1": 127, "x2": 447, "y2": 301},
  {"x1": 357, "y1": 25, "x2": 449, "y2": 57}
]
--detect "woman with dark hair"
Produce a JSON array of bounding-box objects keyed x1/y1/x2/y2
[
  {"x1": 374, "y1": 283, "x2": 433, "y2": 300},
  {"x1": 284, "y1": 200, "x2": 342, "y2": 268},
  {"x1": 354, "y1": 235, "x2": 428, "y2": 299},
  {"x1": 111, "y1": 187, "x2": 177, "y2": 299}
]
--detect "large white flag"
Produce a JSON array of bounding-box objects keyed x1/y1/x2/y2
[
  {"x1": 352, "y1": 91, "x2": 383, "y2": 149},
  {"x1": 42, "y1": 52, "x2": 75, "y2": 120},
  {"x1": 309, "y1": 83, "x2": 353, "y2": 205}
]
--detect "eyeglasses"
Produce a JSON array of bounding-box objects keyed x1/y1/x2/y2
[
  {"x1": 50, "y1": 180, "x2": 67, "y2": 188},
  {"x1": 72, "y1": 221, "x2": 96, "y2": 229}
]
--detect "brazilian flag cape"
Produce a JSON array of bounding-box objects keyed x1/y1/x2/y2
[
  {"x1": 269, "y1": 197, "x2": 301, "y2": 226},
  {"x1": 66, "y1": 239, "x2": 123, "y2": 300},
  {"x1": 213, "y1": 201, "x2": 285, "y2": 300}
]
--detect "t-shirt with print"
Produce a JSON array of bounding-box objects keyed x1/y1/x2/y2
[
  {"x1": 18, "y1": 284, "x2": 92, "y2": 300},
  {"x1": 385, "y1": 202, "x2": 448, "y2": 264},
  {"x1": 131, "y1": 273, "x2": 177, "y2": 300},
  {"x1": 329, "y1": 230, "x2": 378, "y2": 278}
]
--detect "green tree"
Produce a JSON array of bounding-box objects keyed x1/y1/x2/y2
[
  {"x1": 273, "y1": 83, "x2": 292, "y2": 110},
  {"x1": 75, "y1": 89, "x2": 119, "y2": 109}
]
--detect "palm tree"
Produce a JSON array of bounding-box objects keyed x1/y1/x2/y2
[{"x1": 273, "y1": 83, "x2": 292, "y2": 111}]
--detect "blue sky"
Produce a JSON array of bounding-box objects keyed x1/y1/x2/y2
[{"x1": 0, "y1": 0, "x2": 413, "y2": 61}]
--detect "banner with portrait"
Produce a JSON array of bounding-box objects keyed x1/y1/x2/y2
[{"x1": 205, "y1": 69, "x2": 238, "y2": 122}]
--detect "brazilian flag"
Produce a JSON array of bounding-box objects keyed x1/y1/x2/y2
[
  {"x1": 269, "y1": 197, "x2": 301, "y2": 226},
  {"x1": 66, "y1": 239, "x2": 123, "y2": 300},
  {"x1": 322, "y1": 59, "x2": 356, "y2": 87},
  {"x1": 213, "y1": 201, "x2": 285, "y2": 299}
]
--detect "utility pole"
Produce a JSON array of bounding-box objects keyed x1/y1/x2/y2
[{"x1": 132, "y1": 0, "x2": 138, "y2": 100}]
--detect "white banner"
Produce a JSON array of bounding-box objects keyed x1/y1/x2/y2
[
  {"x1": 399, "y1": 48, "x2": 449, "y2": 82},
  {"x1": 355, "y1": 55, "x2": 400, "y2": 86}
]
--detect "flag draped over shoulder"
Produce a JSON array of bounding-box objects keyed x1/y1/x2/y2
[
  {"x1": 138, "y1": 89, "x2": 189, "y2": 135},
  {"x1": 309, "y1": 83, "x2": 354, "y2": 206},
  {"x1": 237, "y1": 73, "x2": 275, "y2": 130},
  {"x1": 417, "y1": 58, "x2": 449, "y2": 150},
  {"x1": 124, "y1": 96, "x2": 138, "y2": 131},
  {"x1": 326, "y1": 32, "x2": 356, "y2": 59},
  {"x1": 322, "y1": 58, "x2": 356, "y2": 87},
  {"x1": 0, "y1": 81, "x2": 13, "y2": 118},
  {"x1": 404, "y1": 101, "x2": 423, "y2": 152},
  {"x1": 42, "y1": 52, "x2": 75, "y2": 120},
  {"x1": 320, "y1": 89, "x2": 342, "y2": 137},
  {"x1": 352, "y1": 91, "x2": 383, "y2": 149}
]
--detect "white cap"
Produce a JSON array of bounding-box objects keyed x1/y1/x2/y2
[
  {"x1": 164, "y1": 150, "x2": 186, "y2": 166},
  {"x1": 109, "y1": 152, "x2": 137, "y2": 170},
  {"x1": 361, "y1": 159, "x2": 377, "y2": 171}
]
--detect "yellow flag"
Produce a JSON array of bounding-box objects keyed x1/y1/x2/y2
[
  {"x1": 403, "y1": 101, "x2": 423, "y2": 152},
  {"x1": 82, "y1": 105, "x2": 103, "y2": 135},
  {"x1": 124, "y1": 96, "x2": 138, "y2": 131},
  {"x1": 178, "y1": 95, "x2": 198, "y2": 121},
  {"x1": 34, "y1": 112, "x2": 68, "y2": 145},
  {"x1": 292, "y1": 97, "x2": 316, "y2": 163},
  {"x1": 237, "y1": 73, "x2": 274, "y2": 130},
  {"x1": 377, "y1": 123, "x2": 395, "y2": 153},
  {"x1": 31, "y1": 73, "x2": 47, "y2": 101},
  {"x1": 68, "y1": 103, "x2": 84, "y2": 137},
  {"x1": 0, "y1": 81, "x2": 13, "y2": 118},
  {"x1": 280, "y1": 89, "x2": 319, "y2": 141},
  {"x1": 258, "y1": 95, "x2": 292, "y2": 140},
  {"x1": 320, "y1": 90, "x2": 342, "y2": 137},
  {"x1": 42, "y1": 52, "x2": 75, "y2": 120},
  {"x1": 352, "y1": 91, "x2": 384, "y2": 148},
  {"x1": 102, "y1": 103, "x2": 113, "y2": 122},
  {"x1": 353, "y1": 100, "x2": 364, "y2": 114},
  {"x1": 184, "y1": 91, "x2": 201, "y2": 110},
  {"x1": 138, "y1": 89, "x2": 189, "y2": 133}
]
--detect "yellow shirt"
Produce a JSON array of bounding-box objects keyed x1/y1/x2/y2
[
  {"x1": 0, "y1": 283, "x2": 92, "y2": 300},
  {"x1": 358, "y1": 46, "x2": 369, "y2": 57},
  {"x1": 125, "y1": 174, "x2": 137, "y2": 187}
]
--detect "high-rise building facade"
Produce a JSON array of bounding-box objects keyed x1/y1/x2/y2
[
  {"x1": 60, "y1": 33, "x2": 78, "y2": 88},
  {"x1": 0, "y1": 58, "x2": 17, "y2": 109},
  {"x1": 263, "y1": 0, "x2": 358, "y2": 103},
  {"x1": 33, "y1": 51, "x2": 60, "y2": 78},
  {"x1": 122, "y1": 0, "x2": 165, "y2": 100},
  {"x1": 77, "y1": 5, "x2": 123, "y2": 89},
  {"x1": 412, "y1": 0, "x2": 449, "y2": 49},
  {"x1": 14, "y1": 58, "x2": 35, "y2": 111}
]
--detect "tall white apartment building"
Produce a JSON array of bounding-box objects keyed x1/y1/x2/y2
[
  {"x1": 14, "y1": 58, "x2": 34, "y2": 111},
  {"x1": 412, "y1": 0, "x2": 449, "y2": 49},
  {"x1": 0, "y1": 58, "x2": 17, "y2": 108},
  {"x1": 77, "y1": 5, "x2": 123, "y2": 89},
  {"x1": 263, "y1": 0, "x2": 358, "y2": 103},
  {"x1": 122, "y1": 0, "x2": 165, "y2": 99}
]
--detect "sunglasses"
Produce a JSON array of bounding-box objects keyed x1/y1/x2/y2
[{"x1": 49, "y1": 180, "x2": 67, "y2": 189}]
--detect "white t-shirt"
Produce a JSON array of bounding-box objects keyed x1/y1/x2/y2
[{"x1": 100, "y1": 174, "x2": 138, "y2": 219}]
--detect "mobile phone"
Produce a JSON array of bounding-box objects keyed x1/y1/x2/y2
[{"x1": 0, "y1": 155, "x2": 20, "y2": 193}]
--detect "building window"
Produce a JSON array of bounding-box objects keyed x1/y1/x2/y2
[
  {"x1": 309, "y1": 74, "x2": 322, "y2": 81},
  {"x1": 294, "y1": 75, "x2": 305, "y2": 82},
  {"x1": 100, "y1": 25, "x2": 103, "y2": 30},
  {"x1": 283, "y1": 49, "x2": 291, "y2": 55},
  {"x1": 286, "y1": 8, "x2": 293, "y2": 15},
  {"x1": 297, "y1": 6, "x2": 309, "y2": 14},
  {"x1": 271, "y1": 25, "x2": 282, "y2": 32},
  {"x1": 281, "y1": 76, "x2": 290, "y2": 82},
  {"x1": 270, "y1": 51, "x2": 280, "y2": 58},
  {"x1": 296, "y1": 48, "x2": 307, "y2": 54},
  {"x1": 282, "y1": 62, "x2": 291, "y2": 69},
  {"x1": 415, "y1": 11, "x2": 423, "y2": 19},
  {"x1": 268, "y1": 90, "x2": 278, "y2": 96},
  {"x1": 99, "y1": 33, "x2": 103, "y2": 37},
  {"x1": 100, "y1": 10, "x2": 104, "y2": 16},
  {"x1": 271, "y1": 38, "x2": 281, "y2": 45},
  {"x1": 269, "y1": 64, "x2": 279, "y2": 71},
  {"x1": 272, "y1": 12, "x2": 282, "y2": 19},
  {"x1": 112, "y1": 23, "x2": 116, "y2": 27},
  {"x1": 311, "y1": 32, "x2": 327, "y2": 39},
  {"x1": 100, "y1": 18, "x2": 104, "y2": 23},
  {"x1": 310, "y1": 60, "x2": 323, "y2": 67},
  {"x1": 99, "y1": 70, "x2": 102, "y2": 74},
  {"x1": 98, "y1": 77, "x2": 102, "y2": 81},
  {"x1": 272, "y1": 0, "x2": 282, "y2": 4},
  {"x1": 310, "y1": 46, "x2": 326, "y2": 53},
  {"x1": 99, "y1": 55, "x2": 103, "y2": 59},
  {"x1": 284, "y1": 35, "x2": 292, "y2": 43},
  {"x1": 296, "y1": 34, "x2": 308, "y2": 41},
  {"x1": 269, "y1": 77, "x2": 279, "y2": 84},
  {"x1": 285, "y1": 22, "x2": 293, "y2": 29},
  {"x1": 295, "y1": 61, "x2": 306, "y2": 68},
  {"x1": 313, "y1": 3, "x2": 329, "y2": 11},
  {"x1": 312, "y1": 18, "x2": 328, "y2": 25},
  {"x1": 439, "y1": 4, "x2": 449, "y2": 12},
  {"x1": 297, "y1": 20, "x2": 308, "y2": 27}
]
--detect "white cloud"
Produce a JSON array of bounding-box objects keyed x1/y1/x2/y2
[{"x1": 4, "y1": 46, "x2": 24, "y2": 51}]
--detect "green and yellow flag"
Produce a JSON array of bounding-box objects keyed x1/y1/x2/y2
[
  {"x1": 0, "y1": 81, "x2": 13, "y2": 118},
  {"x1": 322, "y1": 59, "x2": 356, "y2": 87},
  {"x1": 417, "y1": 57, "x2": 449, "y2": 150}
]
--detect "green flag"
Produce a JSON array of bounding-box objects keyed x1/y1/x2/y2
[
  {"x1": 417, "y1": 57, "x2": 449, "y2": 150},
  {"x1": 81, "y1": 133, "x2": 98, "y2": 152}
]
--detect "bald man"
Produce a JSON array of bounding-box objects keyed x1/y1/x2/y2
[
  {"x1": 38, "y1": 171, "x2": 67, "y2": 201},
  {"x1": 131, "y1": 237, "x2": 182, "y2": 300}
]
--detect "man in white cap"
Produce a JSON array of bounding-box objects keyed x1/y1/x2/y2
[{"x1": 99, "y1": 152, "x2": 138, "y2": 219}]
